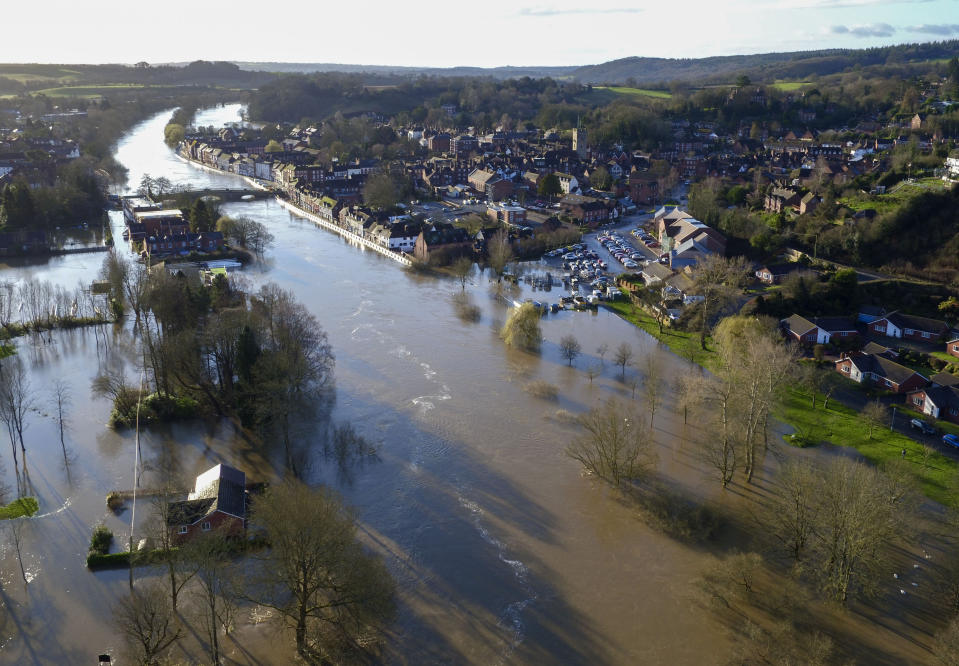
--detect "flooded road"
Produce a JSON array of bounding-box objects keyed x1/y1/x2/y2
[{"x1": 0, "y1": 106, "x2": 939, "y2": 664}]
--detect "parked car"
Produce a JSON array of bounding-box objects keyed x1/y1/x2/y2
[
  {"x1": 944, "y1": 434, "x2": 959, "y2": 449},
  {"x1": 910, "y1": 418, "x2": 937, "y2": 436}
]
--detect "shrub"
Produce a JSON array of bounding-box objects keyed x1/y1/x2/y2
[
  {"x1": 90, "y1": 524, "x2": 113, "y2": 556},
  {"x1": 524, "y1": 380, "x2": 559, "y2": 400},
  {"x1": 86, "y1": 551, "x2": 130, "y2": 570},
  {"x1": 106, "y1": 492, "x2": 124, "y2": 512}
]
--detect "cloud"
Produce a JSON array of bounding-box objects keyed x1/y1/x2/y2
[
  {"x1": 829, "y1": 22, "x2": 896, "y2": 37},
  {"x1": 773, "y1": 0, "x2": 929, "y2": 7},
  {"x1": 517, "y1": 7, "x2": 643, "y2": 16},
  {"x1": 907, "y1": 23, "x2": 959, "y2": 35}
]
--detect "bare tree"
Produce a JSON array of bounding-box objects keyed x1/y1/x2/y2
[
  {"x1": 814, "y1": 458, "x2": 911, "y2": 603},
  {"x1": 8, "y1": 517, "x2": 27, "y2": 585},
  {"x1": 565, "y1": 400, "x2": 656, "y2": 489},
  {"x1": 613, "y1": 342, "x2": 634, "y2": 378},
  {"x1": 584, "y1": 364, "x2": 601, "y2": 385},
  {"x1": 862, "y1": 400, "x2": 887, "y2": 440},
  {"x1": 559, "y1": 334, "x2": 582, "y2": 366},
  {"x1": 0, "y1": 356, "x2": 34, "y2": 463},
  {"x1": 246, "y1": 480, "x2": 395, "y2": 662},
  {"x1": 185, "y1": 530, "x2": 236, "y2": 666},
  {"x1": 764, "y1": 459, "x2": 818, "y2": 561},
  {"x1": 487, "y1": 230, "x2": 514, "y2": 277},
  {"x1": 450, "y1": 256, "x2": 474, "y2": 291},
  {"x1": 690, "y1": 255, "x2": 749, "y2": 350},
  {"x1": 596, "y1": 343, "x2": 609, "y2": 366},
  {"x1": 684, "y1": 367, "x2": 738, "y2": 488},
  {"x1": 641, "y1": 350, "x2": 663, "y2": 429},
  {"x1": 51, "y1": 380, "x2": 70, "y2": 464},
  {"x1": 113, "y1": 581, "x2": 181, "y2": 665}
]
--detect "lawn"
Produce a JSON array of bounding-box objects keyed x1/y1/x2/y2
[
  {"x1": 595, "y1": 86, "x2": 672, "y2": 100},
  {"x1": 0, "y1": 497, "x2": 39, "y2": 520},
  {"x1": 602, "y1": 300, "x2": 719, "y2": 371},
  {"x1": 839, "y1": 180, "x2": 948, "y2": 214},
  {"x1": 777, "y1": 388, "x2": 958, "y2": 507}
]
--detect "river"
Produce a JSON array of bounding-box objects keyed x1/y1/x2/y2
[{"x1": 0, "y1": 105, "x2": 939, "y2": 664}]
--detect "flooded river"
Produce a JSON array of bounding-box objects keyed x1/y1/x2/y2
[{"x1": 0, "y1": 105, "x2": 939, "y2": 664}]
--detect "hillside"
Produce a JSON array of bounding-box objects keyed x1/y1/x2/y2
[{"x1": 224, "y1": 40, "x2": 959, "y2": 86}]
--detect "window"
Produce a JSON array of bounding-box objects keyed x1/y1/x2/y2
[
  {"x1": 841, "y1": 365, "x2": 849, "y2": 373},
  {"x1": 953, "y1": 345, "x2": 958, "y2": 352},
  {"x1": 913, "y1": 397, "x2": 923, "y2": 406},
  {"x1": 201, "y1": 521, "x2": 211, "y2": 532},
  {"x1": 178, "y1": 526, "x2": 188, "y2": 534},
  {"x1": 921, "y1": 331, "x2": 931, "y2": 339}
]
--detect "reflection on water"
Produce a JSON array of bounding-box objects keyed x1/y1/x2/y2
[{"x1": 0, "y1": 106, "x2": 936, "y2": 665}]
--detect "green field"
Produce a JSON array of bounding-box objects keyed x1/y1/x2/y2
[
  {"x1": 777, "y1": 388, "x2": 959, "y2": 507},
  {"x1": 770, "y1": 80, "x2": 811, "y2": 91},
  {"x1": 839, "y1": 179, "x2": 948, "y2": 214},
  {"x1": 602, "y1": 300, "x2": 719, "y2": 370},
  {"x1": 595, "y1": 86, "x2": 672, "y2": 99}
]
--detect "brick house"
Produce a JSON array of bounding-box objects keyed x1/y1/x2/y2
[
  {"x1": 947, "y1": 337, "x2": 959, "y2": 359},
  {"x1": 908, "y1": 385, "x2": 959, "y2": 425},
  {"x1": 628, "y1": 174, "x2": 658, "y2": 205},
  {"x1": 559, "y1": 195, "x2": 609, "y2": 226},
  {"x1": 867, "y1": 311, "x2": 950, "y2": 342},
  {"x1": 167, "y1": 464, "x2": 247, "y2": 545},
  {"x1": 781, "y1": 315, "x2": 858, "y2": 345},
  {"x1": 834, "y1": 352, "x2": 928, "y2": 393}
]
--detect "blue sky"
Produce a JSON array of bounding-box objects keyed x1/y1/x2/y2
[{"x1": 3, "y1": 0, "x2": 958, "y2": 67}]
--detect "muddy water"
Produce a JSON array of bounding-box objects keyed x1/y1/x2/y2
[{"x1": 0, "y1": 106, "x2": 938, "y2": 664}]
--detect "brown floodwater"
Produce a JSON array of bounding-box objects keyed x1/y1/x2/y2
[{"x1": 0, "y1": 106, "x2": 943, "y2": 665}]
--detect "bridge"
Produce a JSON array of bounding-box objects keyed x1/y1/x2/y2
[{"x1": 164, "y1": 188, "x2": 273, "y2": 202}]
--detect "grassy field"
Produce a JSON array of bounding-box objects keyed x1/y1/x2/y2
[
  {"x1": 777, "y1": 387, "x2": 959, "y2": 506},
  {"x1": 602, "y1": 300, "x2": 719, "y2": 371},
  {"x1": 595, "y1": 86, "x2": 672, "y2": 100},
  {"x1": 770, "y1": 80, "x2": 811, "y2": 91}
]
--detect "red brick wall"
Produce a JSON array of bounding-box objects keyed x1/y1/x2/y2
[
  {"x1": 947, "y1": 341, "x2": 959, "y2": 359},
  {"x1": 172, "y1": 511, "x2": 244, "y2": 546}
]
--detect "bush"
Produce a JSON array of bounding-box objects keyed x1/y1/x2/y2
[
  {"x1": 106, "y1": 492, "x2": 124, "y2": 512},
  {"x1": 89, "y1": 524, "x2": 113, "y2": 556},
  {"x1": 524, "y1": 380, "x2": 559, "y2": 400},
  {"x1": 86, "y1": 551, "x2": 130, "y2": 570}
]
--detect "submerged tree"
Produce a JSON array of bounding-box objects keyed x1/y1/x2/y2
[
  {"x1": 112, "y1": 581, "x2": 181, "y2": 666},
  {"x1": 500, "y1": 303, "x2": 542, "y2": 352},
  {"x1": 566, "y1": 400, "x2": 656, "y2": 489},
  {"x1": 247, "y1": 480, "x2": 395, "y2": 662}
]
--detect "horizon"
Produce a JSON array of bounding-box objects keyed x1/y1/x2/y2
[{"x1": 4, "y1": 0, "x2": 959, "y2": 68}]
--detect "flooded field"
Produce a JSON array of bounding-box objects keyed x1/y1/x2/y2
[{"x1": 0, "y1": 105, "x2": 944, "y2": 664}]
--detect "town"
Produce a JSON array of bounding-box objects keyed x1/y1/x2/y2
[{"x1": 1, "y1": 39, "x2": 959, "y2": 665}]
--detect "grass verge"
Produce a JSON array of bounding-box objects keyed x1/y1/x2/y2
[
  {"x1": 0, "y1": 497, "x2": 39, "y2": 520},
  {"x1": 602, "y1": 300, "x2": 719, "y2": 371},
  {"x1": 776, "y1": 388, "x2": 958, "y2": 506}
]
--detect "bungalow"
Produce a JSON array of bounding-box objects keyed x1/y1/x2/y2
[
  {"x1": 867, "y1": 311, "x2": 950, "y2": 342},
  {"x1": 167, "y1": 464, "x2": 247, "y2": 545},
  {"x1": 781, "y1": 315, "x2": 858, "y2": 345},
  {"x1": 834, "y1": 351, "x2": 928, "y2": 393},
  {"x1": 908, "y1": 385, "x2": 959, "y2": 425}
]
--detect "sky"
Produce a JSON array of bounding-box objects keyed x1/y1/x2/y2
[{"x1": 3, "y1": 0, "x2": 959, "y2": 68}]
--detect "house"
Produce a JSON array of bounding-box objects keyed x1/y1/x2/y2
[
  {"x1": 867, "y1": 311, "x2": 950, "y2": 342},
  {"x1": 781, "y1": 315, "x2": 858, "y2": 345},
  {"x1": 559, "y1": 194, "x2": 609, "y2": 226},
  {"x1": 554, "y1": 172, "x2": 580, "y2": 194},
  {"x1": 861, "y1": 341, "x2": 898, "y2": 359},
  {"x1": 857, "y1": 305, "x2": 887, "y2": 324},
  {"x1": 755, "y1": 263, "x2": 808, "y2": 285},
  {"x1": 764, "y1": 187, "x2": 801, "y2": 213},
  {"x1": 468, "y1": 169, "x2": 513, "y2": 201},
  {"x1": 834, "y1": 352, "x2": 928, "y2": 393},
  {"x1": 414, "y1": 224, "x2": 472, "y2": 263},
  {"x1": 908, "y1": 385, "x2": 959, "y2": 425},
  {"x1": 799, "y1": 192, "x2": 820, "y2": 215},
  {"x1": 167, "y1": 464, "x2": 247, "y2": 544},
  {"x1": 947, "y1": 337, "x2": 959, "y2": 359}
]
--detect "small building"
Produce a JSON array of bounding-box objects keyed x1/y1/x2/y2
[
  {"x1": 908, "y1": 385, "x2": 959, "y2": 424},
  {"x1": 486, "y1": 202, "x2": 527, "y2": 226},
  {"x1": 867, "y1": 311, "x2": 950, "y2": 342},
  {"x1": 756, "y1": 263, "x2": 808, "y2": 285},
  {"x1": 167, "y1": 464, "x2": 247, "y2": 544},
  {"x1": 947, "y1": 337, "x2": 959, "y2": 359},
  {"x1": 834, "y1": 352, "x2": 927, "y2": 393},
  {"x1": 781, "y1": 315, "x2": 858, "y2": 345}
]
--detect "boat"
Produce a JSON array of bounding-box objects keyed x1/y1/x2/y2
[{"x1": 240, "y1": 194, "x2": 255, "y2": 201}]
